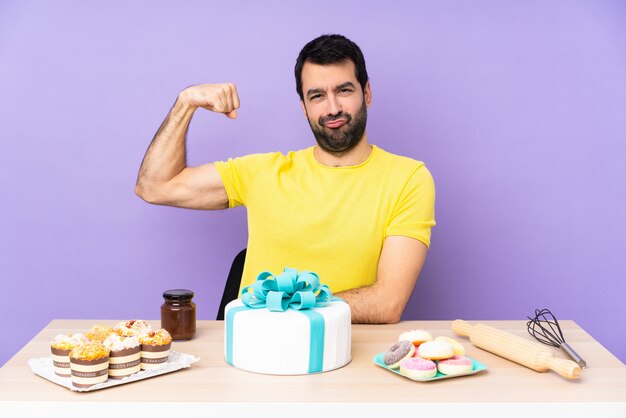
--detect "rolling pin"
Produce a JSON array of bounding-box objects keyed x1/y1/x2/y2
[{"x1": 451, "y1": 319, "x2": 581, "y2": 379}]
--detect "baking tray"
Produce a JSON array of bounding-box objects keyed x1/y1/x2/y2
[
  {"x1": 28, "y1": 350, "x2": 200, "y2": 392},
  {"x1": 373, "y1": 352, "x2": 487, "y2": 382}
]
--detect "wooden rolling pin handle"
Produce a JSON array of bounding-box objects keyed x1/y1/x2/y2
[
  {"x1": 545, "y1": 355, "x2": 581, "y2": 379},
  {"x1": 451, "y1": 319, "x2": 473, "y2": 336}
]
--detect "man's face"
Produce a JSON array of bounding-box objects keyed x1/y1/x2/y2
[{"x1": 300, "y1": 61, "x2": 371, "y2": 154}]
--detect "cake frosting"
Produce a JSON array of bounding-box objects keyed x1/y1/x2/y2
[
  {"x1": 225, "y1": 298, "x2": 351, "y2": 375},
  {"x1": 51, "y1": 333, "x2": 89, "y2": 350},
  {"x1": 138, "y1": 329, "x2": 172, "y2": 346},
  {"x1": 104, "y1": 334, "x2": 140, "y2": 351},
  {"x1": 114, "y1": 320, "x2": 152, "y2": 337},
  {"x1": 70, "y1": 342, "x2": 109, "y2": 361},
  {"x1": 85, "y1": 324, "x2": 115, "y2": 343}
]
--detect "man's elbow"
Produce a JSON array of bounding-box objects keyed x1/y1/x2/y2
[
  {"x1": 135, "y1": 183, "x2": 160, "y2": 204},
  {"x1": 382, "y1": 301, "x2": 406, "y2": 324},
  {"x1": 383, "y1": 309, "x2": 403, "y2": 324}
]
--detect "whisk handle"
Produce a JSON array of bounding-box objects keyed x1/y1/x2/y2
[{"x1": 561, "y1": 342, "x2": 587, "y2": 369}]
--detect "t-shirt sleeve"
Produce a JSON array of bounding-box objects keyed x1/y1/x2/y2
[
  {"x1": 385, "y1": 164, "x2": 436, "y2": 248},
  {"x1": 214, "y1": 152, "x2": 277, "y2": 208}
]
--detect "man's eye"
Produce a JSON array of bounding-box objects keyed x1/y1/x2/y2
[
  {"x1": 310, "y1": 94, "x2": 321, "y2": 100},
  {"x1": 339, "y1": 88, "x2": 352, "y2": 94}
]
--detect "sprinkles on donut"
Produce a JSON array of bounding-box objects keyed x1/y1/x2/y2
[{"x1": 383, "y1": 340, "x2": 415, "y2": 369}]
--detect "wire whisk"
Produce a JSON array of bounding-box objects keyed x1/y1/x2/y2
[{"x1": 526, "y1": 308, "x2": 587, "y2": 368}]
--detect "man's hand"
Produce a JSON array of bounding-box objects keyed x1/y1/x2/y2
[{"x1": 180, "y1": 83, "x2": 241, "y2": 119}]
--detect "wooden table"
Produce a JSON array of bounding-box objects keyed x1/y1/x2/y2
[{"x1": 1, "y1": 319, "x2": 625, "y2": 417}]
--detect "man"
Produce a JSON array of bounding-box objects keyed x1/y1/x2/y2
[{"x1": 135, "y1": 34, "x2": 435, "y2": 324}]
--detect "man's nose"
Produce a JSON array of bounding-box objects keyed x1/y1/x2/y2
[{"x1": 326, "y1": 94, "x2": 341, "y2": 115}]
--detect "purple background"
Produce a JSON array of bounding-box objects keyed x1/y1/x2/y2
[{"x1": 1, "y1": 0, "x2": 625, "y2": 367}]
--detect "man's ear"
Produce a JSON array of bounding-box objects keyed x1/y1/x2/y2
[{"x1": 364, "y1": 80, "x2": 372, "y2": 107}]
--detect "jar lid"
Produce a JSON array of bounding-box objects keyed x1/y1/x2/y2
[{"x1": 163, "y1": 289, "x2": 194, "y2": 301}]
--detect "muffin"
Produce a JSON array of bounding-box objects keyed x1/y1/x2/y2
[
  {"x1": 139, "y1": 329, "x2": 172, "y2": 370},
  {"x1": 50, "y1": 333, "x2": 88, "y2": 377},
  {"x1": 85, "y1": 324, "x2": 115, "y2": 343},
  {"x1": 103, "y1": 334, "x2": 141, "y2": 379},
  {"x1": 113, "y1": 320, "x2": 152, "y2": 337},
  {"x1": 69, "y1": 342, "x2": 110, "y2": 388}
]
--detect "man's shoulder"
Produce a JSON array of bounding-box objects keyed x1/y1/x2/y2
[
  {"x1": 236, "y1": 147, "x2": 312, "y2": 163},
  {"x1": 217, "y1": 148, "x2": 313, "y2": 180},
  {"x1": 374, "y1": 146, "x2": 427, "y2": 172},
  {"x1": 220, "y1": 149, "x2": 293, "y2": 168}
]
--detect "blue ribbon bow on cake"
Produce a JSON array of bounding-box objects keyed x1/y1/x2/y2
[{"x1": 240, "y1": 267, "x2": 333, "y2": 311}]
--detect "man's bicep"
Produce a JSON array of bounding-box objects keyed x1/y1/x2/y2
[
  {"x1": 163, "y1": 163, "x2": 229, "y2": 210},
  {"x1": 376, "y1": 235, "x2": 428, "y2": 319}
]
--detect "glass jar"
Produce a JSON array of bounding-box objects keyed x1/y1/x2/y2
[{"x1": 161, "y1": 289, "x2": 196, "y2": 340}]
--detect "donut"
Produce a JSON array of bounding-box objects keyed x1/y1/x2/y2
[
  {"x1": 399, "y1": 357, "x2": 437, "y2": 379},
  {"x1": 398, "y1": 329, "x2": 433, "y2": 347},
  {"x1": 383, "y1": 340, "x2": 415, "y2": 369},
  {"x1": 434, "y1": 336, "x2": 466, "y2": 355},
  {"x1": 437, "y1": 355, "x2": 473, "y2": 375},
  {"x1": 416, "y1": 340, "x2": 455, "y2": 360}
]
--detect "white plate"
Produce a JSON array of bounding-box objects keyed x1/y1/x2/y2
[{"x1": 28, "y1": 350, "x2": 200, "y2": 392}]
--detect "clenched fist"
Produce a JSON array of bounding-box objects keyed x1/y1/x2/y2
[{"x1": 180, "y1": 83, "x2": 241, "y2": 119}]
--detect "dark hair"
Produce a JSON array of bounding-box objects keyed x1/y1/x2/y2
[{"x1": 295, "y1": 34, "x2": 369, "y2": 101}]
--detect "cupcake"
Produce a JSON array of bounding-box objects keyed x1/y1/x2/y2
[
  {"x1": 69, "y1": 342, "x2": 110, "y2": 388},
  {"x1": 85, "y1": 324, "x2": 115, "y2": 343},
  {"x1": 139, "y1": 329, "x2": 172, "y2": 370},
  {"x1": 114, "y1": 320, "x2": 152, "y2": 337},
  {"x1": 50, "y1": 333, "x2": 88, "y2": 377},
  {"x1": 103, "y1": 334, "x2": 141, "y2": 379}
]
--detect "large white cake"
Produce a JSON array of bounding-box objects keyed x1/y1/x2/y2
[{"x1": 224, "y1": 298, "x2": 351, "y2": 375}]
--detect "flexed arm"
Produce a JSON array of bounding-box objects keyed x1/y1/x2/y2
[{"x1": 135, "y1": 83, "x2": 240, "y2": 210}]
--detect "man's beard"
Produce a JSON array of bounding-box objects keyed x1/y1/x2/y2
[{"x1": 306, "y1": 99, "x2": 367, "y2": 155}]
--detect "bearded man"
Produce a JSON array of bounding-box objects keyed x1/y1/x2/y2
[{"x1": 135, "y1": 34, "x2": 435, "y2": 323}]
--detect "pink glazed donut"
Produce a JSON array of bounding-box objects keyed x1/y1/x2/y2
[
  {"x1": 437, "y1": 355, "x2": 473, "y2": 375},
  {"x1": 399, "y1": 357, "x2": 437, "y2": 379}
]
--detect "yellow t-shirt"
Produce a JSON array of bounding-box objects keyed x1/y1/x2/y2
[{"x1": 214, "y1": 145, "x2": 435, "y2": 294}]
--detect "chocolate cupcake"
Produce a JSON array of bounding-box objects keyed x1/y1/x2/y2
[
  {"x1": 103, "y1": 334, "x2": 141, "y2": 379},
  {"x1": 50, "y1": 333, "x2": 88, "y2": 377},
  {"x1": 113, "y1": 320, "x2": 152, "y2": 337},
  {"x1": 69, "y1": 342, "x2": 110, "y2": 388},
  {"x1": 139, "y1": 329, "x2": 172, "y2": 370},
  {"x1": 85, "y1": 324, "x2": 115, "y2": 343}
]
